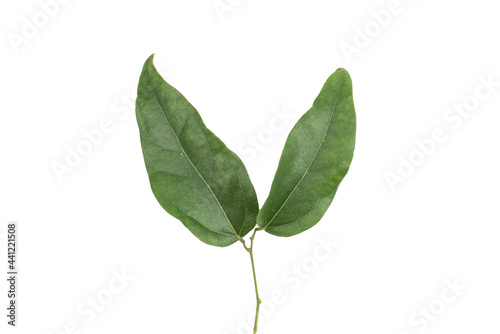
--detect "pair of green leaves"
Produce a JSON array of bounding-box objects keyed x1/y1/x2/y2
[{"x1": 136, "y1": 55, "x2": 356, "y2": 247}]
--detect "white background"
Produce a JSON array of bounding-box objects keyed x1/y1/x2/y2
[{"x1": 1, "y1": 0, "x2": 499, "y2": 333}]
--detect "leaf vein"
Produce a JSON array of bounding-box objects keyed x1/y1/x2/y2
[
  {"x1": 263, "y1": 74, "x2": 345, "y2": 229},
  {"x1": 144, "y1": 70, "x2": 240, "y2": 238}
]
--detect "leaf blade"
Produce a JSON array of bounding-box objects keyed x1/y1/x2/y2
[
  {"x1": 136, "y1": 54, "x2": 259, "y2": 247},
  {"x1": 257, "y1": 69, "x2": 356, "y2": 236}
]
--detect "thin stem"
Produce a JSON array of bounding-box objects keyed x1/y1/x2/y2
[{"x1": 239, "y1": 228, "x2": 263, "y2": 334}]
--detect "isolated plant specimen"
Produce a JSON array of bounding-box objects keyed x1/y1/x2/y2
[{"x1": 136, "y1": 54, "x2": 356, "y2": 333}]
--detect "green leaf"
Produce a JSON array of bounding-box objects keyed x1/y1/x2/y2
[
  {"x1": 136, "y1": 54, "x2": 259, "y2": 247},
  {"x1": 257, "y1": 69, "x2": 356, "y2": 237}
]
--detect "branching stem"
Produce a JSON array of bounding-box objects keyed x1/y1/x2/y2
[{"x1": 239, "y1": 228, "x2": 263, "y2": 334}]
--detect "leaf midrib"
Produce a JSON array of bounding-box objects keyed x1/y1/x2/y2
[
  {"x1": 263, "y1": 74, "x2": 345, "y2": 229},
  {"x1": 144, "y1": 70, "x2": 240, "y2": 239}
]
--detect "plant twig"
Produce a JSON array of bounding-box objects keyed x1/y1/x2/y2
[{"x1": 239, "y1": 228, "x2": 263, "y2": 333}]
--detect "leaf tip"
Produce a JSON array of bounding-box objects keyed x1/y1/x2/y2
[
  {"x1": 335, "y1": 68, "x2": 350, "y2": 76},
  {"x1": 146, "y1": 53, "x2": 156, "y2": 65}
]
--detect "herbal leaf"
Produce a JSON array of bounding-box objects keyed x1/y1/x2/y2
[
  {"x1": 136, "y1": 54, "x2": 259, "y2": 247},
  {"x1": 257, "y1": 69, "x2": 356, "y2": 237}
]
